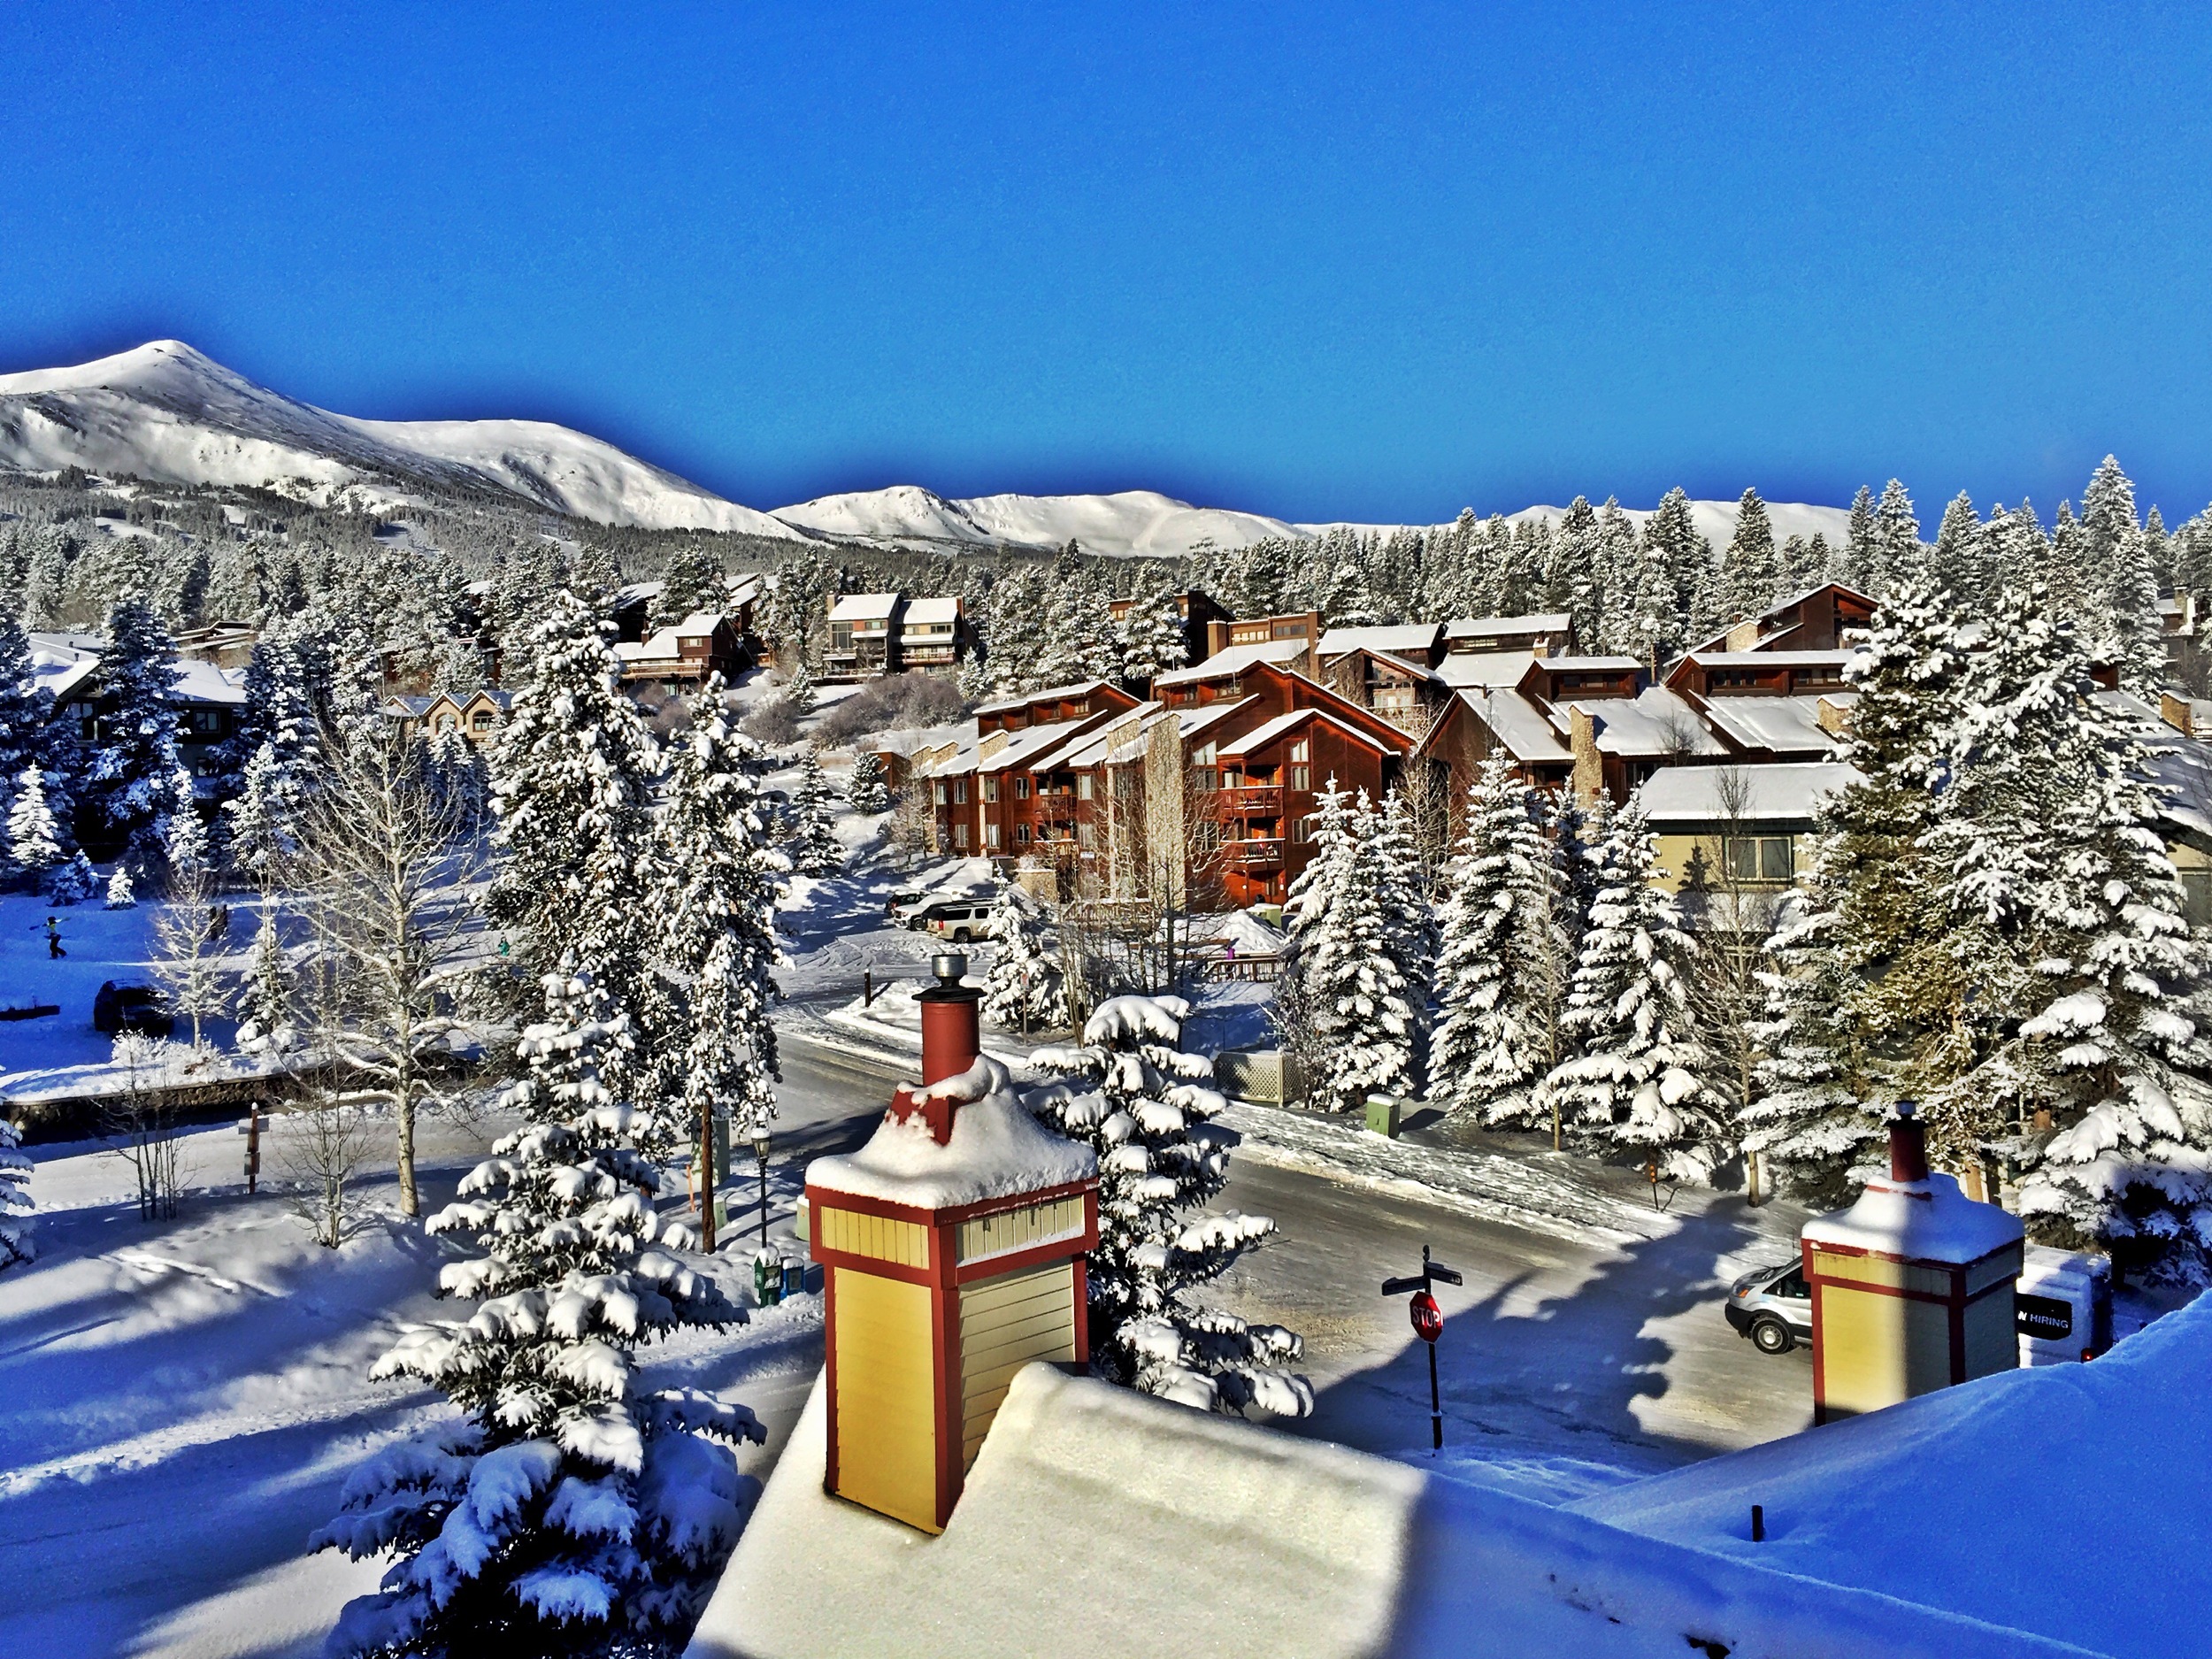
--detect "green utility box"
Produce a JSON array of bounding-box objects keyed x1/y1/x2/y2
[{"x1": 1364, "y1": 1094, "x2": 1402, "y2": 1138}]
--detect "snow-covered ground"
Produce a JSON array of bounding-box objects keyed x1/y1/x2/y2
[{"x1": 0, "y1": 1110, "x2": 820, "y2": 1658}]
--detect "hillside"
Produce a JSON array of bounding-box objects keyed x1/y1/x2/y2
[{"x1": 0, "y1": 341, "x2": 801, "y2": 536}]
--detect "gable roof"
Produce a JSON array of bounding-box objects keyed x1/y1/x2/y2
[
  {"x1": 1153, "y1": 638, "x2": 1310, "y2": 687},
  {"x1": 902, "y1": 596, "x2": 962, "y2": 627},
  {"x1": 1452, "y1": 688, "x2": 1572, "y2": 764},
  {"x1": 1217, "y1": 705, "x2": 1399, "y2": 759},
  {"x1": 828, "y1": 592, "x2": 902, "y2": 623},
  {"x1": 1635, "y1": 760, "x2": 1862, "y2": 826},
  {"x1": 1317, "y1": 622, "x2": 1442, "y2": 660},
  {"x1": 1694, "y1": 695, "x2": 1840, "y2": 757}
]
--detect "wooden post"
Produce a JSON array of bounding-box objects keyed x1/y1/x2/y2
[
  {"x1": 245, "y1": 1102, "x2": 261, "y2": 1194},
  {"x1": 700, "y1": 1099, "x2": 718, "y2": 1254}
]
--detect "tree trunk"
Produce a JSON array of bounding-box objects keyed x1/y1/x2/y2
[{"x1": 396, "y1": 1088, "x2": 419, "y2": 1217}]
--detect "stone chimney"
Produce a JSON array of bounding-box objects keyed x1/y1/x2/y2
[
  {"x1": 1725, "y1": 617, "x2": 1763, "y2": 651},
  {"x1": 1570, "y1": 706, "x2": 1604, "y2": 804}
]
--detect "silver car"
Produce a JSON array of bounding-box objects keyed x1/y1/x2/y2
[{"x1": 1724, "y1": 1260, "x2": 1814, "y2": 1355}]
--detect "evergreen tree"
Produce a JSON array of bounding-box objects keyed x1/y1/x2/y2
[
  {"x1": 486, "y1": 590, "x2": 662, "y2": 1028},
  {"x1": 654, "y1": 541, "x2": 726, "y2": 626},
  {"x1": 236, "y1": 897, "x2": 294, "y2": 1050},
  {"x1": 104, "y1": 864, "x2": 136, "y2": 910},
  {"x1": 1427, "y1": 758, "x2": 1563, "y2": 1118},
  {"x1": 784, "y1": 751, "x2": 845, "y2": 877},
  {"x1": 1115, "y1": 570, "x2": 1187, "y2": 685},
  {"x1": 1643, "y1": 488, "x2": 1712, "y2": 646},
  {"x1": 9, "y1": 763, "x2": 63, "y2": 881},
  {"x1": 649, "y1": 679, "x2": 787, "y2": 1167},
  {"x1": 86, "y1": 593, "x2": 182, "y2": 859},
  {"x1": 1930, "y1": 492, "x2": 1981, "y2": 594},
  {"x1": 1716, "y1": 488, "x2": 1778, "y2": 626},
  {"x1": 0, "y1": 612, "x2": 54, "y2": 809},
  {"x1": 1026, "y1": 995, "x2": 1310, "y2": 1417},
  {"x1": 1534, "y1": 798, "x2": 1727, "y2": 1178},
  {"x1": 424, "y1": 725, "x2": 489, "y2": 833},
  {"x1": 313, "y1": 967, "x2": 761, "y2": 1656},
  {"x1": 980, "y1": 878, "x2": 1067, "y2": 1031},
  {"x1": 780, "y1": 660, "x2": 817, "y2": 718},
  {"x1": 2078, "y1": 457, "x2": 2165, "y2": 697},
  {"x1": 1844, "y1": 484, "x2": 1878, "y2": 590},
  {"x1": 46, "y1": 850, "x2": 97, "y2": 905},
  {"x1": 1871, "y1": 478, "x2": 1922, "y2": 591},
  {"x1": 845, "y1": 749, "x2": 891, "y2": 815},
  {"x1": 1280, "y1": 787, "x2": 1417, "y2": 1111},
  {"x1": 0, "y1": 1110, "x2": 30, "y2": 1271},
  {"x1": 219, "y1": 622, "x2": 319, "y2": 868}
]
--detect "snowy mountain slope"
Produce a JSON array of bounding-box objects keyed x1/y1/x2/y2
[
  {"x1": 774, "y1": 481, "x2": 1863, "y2": 559},
  {"x1": 0, "y1": 341, "x2": 803, "y2": 536}
]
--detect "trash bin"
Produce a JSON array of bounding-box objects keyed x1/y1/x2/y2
[{"x1": 1364, "y1": 1094, "x2": 1402, "y2": 1138}]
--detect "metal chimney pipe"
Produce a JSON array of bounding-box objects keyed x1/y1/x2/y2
[
  {"x1": 917, "y1": 953, "x2": 980, "y2": 1087},
  {"x1": 1889, "y1": 1101, "x2": 1929, "y2": 1184}
]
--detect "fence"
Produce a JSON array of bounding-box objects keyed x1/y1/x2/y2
[{"x1": 1213, "y1": 1048, "x2": 1308, "y2": 1106}]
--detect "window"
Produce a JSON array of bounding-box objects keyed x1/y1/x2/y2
[
  {"x1": 1724, "y1": 836, "x2": 1793, "y2": 882},
  {"x1": 955, "y1": 823, "x2": 970, "y2": 849},
  {"x1": 981, "y1": 776, "x2": 998, "y2": 803},
  {"x1": 1014, "y1": 776, "x2": 1030, "y2": 800},
  {"x1": 471, "y1": 711, "x2": 494, "y2": 731},
  {"x1": 1289, "y1": 739, "x2": 1309, "y2": 763},
  {"x1": 830, "y1": 624, "x2": 855, "y2": 652},
  {"x1": 954, "y1": 780, "x2": 969, "y2": 805},
  {"x1": 984, "y1": 823, "x2": 1000, "y2": 849},
  {"x1": 1293, "y1": 814, "x2": 1317, "y2": 845},
  {"x1": 933, "y1": 781, "x2": 947, "y2": 806},
  {"x1": 1016, "y1": 824, "x2": 1031, "y2": 844},
  {"x1": 1077, "y1": 773, "x2": 1092, "y2": 800},
  {"x1": 1290, "y1": 765, "x2": 1310, "y2": 790},
  {"x1": 1194, "y1": 767, "x2": 1217, "y2": 793}
]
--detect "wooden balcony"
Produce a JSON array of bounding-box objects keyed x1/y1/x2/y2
[
  {"x1": 1218, "y1": 786, "x2": 1283, "y2": 812},
  {"x1": 1224, "y1": 837, "x2": 1285, "y2": 868}
]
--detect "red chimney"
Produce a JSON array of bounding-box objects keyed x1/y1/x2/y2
[
  {"x1": 889, "y1": 954, "x2": 981, "y2": 1145},
  {"x1": 1889, "y1": 1102, "x2": 1929, "y2": 1184}
]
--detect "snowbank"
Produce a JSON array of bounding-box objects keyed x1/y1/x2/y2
[
  {"x1": 1574, "y1": 1288, "x2": 2212, "y2": 1659},
  {"x1": 686, "y1": 1365, "x2": 2086, "y2": 1659}
]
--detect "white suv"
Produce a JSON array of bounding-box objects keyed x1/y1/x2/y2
[{"x1": 1724, "y1": 1260, "x2": 1815, "y2": 1355}]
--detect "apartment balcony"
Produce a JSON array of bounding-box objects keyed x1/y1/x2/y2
[
  {"x1": 1224, "y1": 837, "x2": 1285, "y2": 868},
  {"x1": 1218, "y1": 786, "x2": 1283, "y2": 812}
]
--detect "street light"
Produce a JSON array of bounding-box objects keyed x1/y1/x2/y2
[{"x1": 751, "y1": 1120, "x2": 772, "y2": 1249}]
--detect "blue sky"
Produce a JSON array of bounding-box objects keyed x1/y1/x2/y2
[{"x1": 4, "y1": 4, "x2": 2209, "y2": 525}]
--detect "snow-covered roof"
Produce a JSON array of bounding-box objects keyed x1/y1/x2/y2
[
  {"x1": 1360, "y1": 647, "x2": 1440, "y2": 681},
  {"x1": 1564, "y1": 687, "x2": 1727, "y2": 758},
  {"x1": 1054, "y1": 702, "x2": 1168, "y2": 768},
  {"x1": 1455, "y1": 689, "x2": 1571, "y2": 762},
  {"x1": 1534, "y1": 655, "x2": 1645, "y2": 673},
  {"x1": 901, "y1": 596, "x2": 961, "y2": 628},
  {"x1": 828, "y1": 592, "x2": 902, "y2": 624},
  {"x1": 689, "y1": 1363, "x2": 2079, "y2": 1659},
  {"x1": 806, "y1": 1056, "x2": 1094, "y2": 1210},
  {"x1": 672, "y1": 611, "x2": 726, "y2": 636},
  {"x1": 168, "y1": 659, "x2": 247, "y2": 706},
  {"x1": 1446, "y1": 611, "x2": 1571, "y2": 639},
  {"x1": 1435, "y1": 649, "x2": 1542, "y2": 689},
  {"x1": 1153, "y1": 638, "x2": 1310, "y2": 687},
  {"x1": 1694, "y1": 695, "x2": 1840, "y2": 757},
  {"x1": 1317, "y1": 622, "x2": 1441, "y2": 660},
  {"x1": 975, "y1": 718, "x2": 1097, "y2": 773},
  {"x1": 972, "y1": 680, "x2": 1114, "y2": 715},
  {"x1": 1682, "y1": 649, "x2": 1860, "y2": 669},
  {"x1": 1217, "y1": 706, "x2": 1396, "y2": 758},
  {"x1": 727, "y1": 574, "x2": 764, "y2": 608},
  {"x1": 1678, "y1": 581, "x2": 1874, "y2": 657},
  {"x1": 1803, "y1": 1165, "x2": 2024, "y2": 1263},
  {"x1": 1635, "y1": 761, "x2": 1862, "y2": 826}
]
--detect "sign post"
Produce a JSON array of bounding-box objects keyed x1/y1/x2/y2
[{"x1": 1382, "y1": 1244, "x2": 1463, "y2": 1450}]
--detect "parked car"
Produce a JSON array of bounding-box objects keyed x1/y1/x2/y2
[
  {"x1": 1724, "y1": 1259, "x2": 1814, "y2": 1355},
  {"x1": 915, "y1": 902, "x2": 988, "y2": 943},
  {"x1": 2016, "y1": 1245, "x2": 2114, "y2": 1366},
  {"x1": 93, "y1": 980, "x2": 175, "y2": 1040}
]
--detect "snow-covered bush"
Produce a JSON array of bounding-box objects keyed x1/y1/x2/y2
[
  {"x1": 103, "y1": 864, "x2": 136, "y2": 910},
  {"x1": 845, "y1": 749, "x2": 891, "y2": 815},
  {"x1": 1027, "y1": 994, "x2": 1310, "y2": 1417},
  {"x1": 812, "y1": 672, "x2": 967, "y2": 745},
  {"x1": 45, "y1": 850, "x2": 97, "y2": 906},
  {"x1": 980, "y1": 879, "x2": 1066, "y2": 1032},
  {"x1": 0, "y1": 1110, "x2": 33, "y2": 1271},
  {"x1": 314, "y1": 968, "x2": 764, "y2": 1655},
  {"x1": 784, "y1": 751, "x2": 844, "y2": 877}
]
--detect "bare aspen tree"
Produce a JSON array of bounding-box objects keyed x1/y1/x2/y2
[
  {"x1": 283, "y1": 1088, "x2": 375, "y2": 1248},
  {"x1": 104, "y1": 1033, "x2": 187, "y2": 1221},
  {"x1": 151, "y1": 856, "x2": 229, "y2": 1048},
  {"x1": 294, "y1": 729, "x2": 484, "y2": 1219}
]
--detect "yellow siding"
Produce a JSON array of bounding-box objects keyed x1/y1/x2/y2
[
  {"x1": 1820, "y1": 1285, "x2": 1953, "y2": 1419},
  {"x1": 958, "y1": 1263, "x2": 1076, "y2": 1469},
  {"x1": 833, "y1": 1268, "x2": 940, "y2": 1532},
  {"x1": 1809, "y1": 1248, "x2": 1955, "y2": 1300},
  {"x1": 817, "y1": 1204, "x2": 931, "y2": 1269},
  {"x1": 956, "y1": 1194, "x2": 1086, "y2": 1265},
  {"x1": 1966, "y1": 1244, "x2": 2024, "y2": 1297}
]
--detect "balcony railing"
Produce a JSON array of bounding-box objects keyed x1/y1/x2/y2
[
  {"x1": 1224, "y1": 837, "x2": 1285, "y2": 867},
  {"x1": 1217, "y1": 786, "x2": 1283, "y2": 812}
]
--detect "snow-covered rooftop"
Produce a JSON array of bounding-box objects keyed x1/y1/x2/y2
[
  {"x1": 1692, "y1": 695, "x2": 1841, "y2": 757},
  {"x1": 806, "y1": 1056, "x2": 1094, "y2": 1210},
  {"x1": 1455, "y1": 689, "x2": 1572, "y2": 762},
  {"x1": 1635, "y1": 760, "x2": 1862, "y2": 826},
  {"x1": 1217, "y1": 706, "x2": 1396, "y2": 758},
  {"x1": 168, "y1": 659, "x2": 247, "y2": 706},
  {"x1": 1317, "y1": 622, "x2": 1442, "y2": 660},
  {"x1": 972, "y1": 679, "x2": 1115, "y2": 715},
  {"x1": 1682, "y1": 649, "x2": 1860, "y2": 669},
  {"x1": 827, "y1": 592, "x2": 901, "y2": 623},
  {"x1": 901, "y1": 595, "x2": 961, "y2": 628},
  {"x1": 1801, "y1": 1167, "x2": 2024, "y2": 1263},
  {"x1": 1434, "y1": 649, "x2": 1542, "y2": 689},
  {"x1": 1564, "y1": 687, "x2": 1727, "y2": 758},
  {"x1": 1534, "y1": 655, "x2": 1646, "y2": 673},
  {"x1": 1153, "y1": 639, "x2": 1310, "y2": 687},
  {"x1": 1446, "y1": 611, "x2": 1571, "y2": 639},
  {"x1": 688, "y1": 1363, "x2": 2085, "y2": 1659}
]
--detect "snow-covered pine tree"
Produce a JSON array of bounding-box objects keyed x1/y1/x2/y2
[
  {"x1": 46, "y1": 850, "x2": 97, "y2": 905},
  {"x1": 979, "y1": 878, "x2": 1067, "y2": 1032},
  {"x1": 313, "y1": 966, "x2": 762, "y2": 1655},
  {"x1": 86, "y1": 592, "x2": 182, "y2": 861},
  {"x1": 1870, "y1": 479, "x2": 1922, "y2": 592},
  {"x1": 1427, "y1": 757, "x2": 1561, "y2": 1119},
  {"x1": 649, "y1": 680, "x2": 787, "y2": 1168},
  {"x1": 9, "y1": 762, "x2": 63, "y2": 884},
  {"x1": 162, "y1": 769, "x2": 211, "y2": 883},
  {"x1": 1369, "y1": 788, "x2": 1436, "y2": 1081},
  {"x1": 0, "y1": 612, "x2": 55, "y2": 819},
  {"x1": 779, "y1": 659, "x2": 817, "y2": 718},
  {"x1": 844, "y1": 749, "x2": 891, "y2": 815},
  {"x1": 0, "y1": 1109, "x2": 29, "y2": 1271},
  {"x1": 1283, "y1": 787, "x2": 1417, "y2": 1111},
  {"x1": 1744, "y1": 577, "x2": 1969, "y2": 1202},
  {"x1": 1642, "y1": 488, "x2": 1713, "y2": 646},
  {"x1": 2085, "y1": 462, "x2": 2165, "y2": 698},
  {"x1": 784, "y1": 750, "x2": 844, "y2": 877},
  {"x1": 1929, "y1": 492, "x2": 1982, "y2": 595},
  {"x1": 236, "y1": 894, "x2": 294, "y2": 1050},
  {"x1": 219, "y1": 622, "x2": 319, "y2": 856},
  {"x1": 104, "y1": 864, "x2": 135, "y2": 910},
  {"x1": 486, "y1": 589, "x2": 662, "y2": 1025},
  {"x1": 654, "y1": 541, "x2": 726, "y2": 626},
  {"x1": 1716, "y1": 488, "x2": 1778, "y2": 626},
  {"x1": 1026, "y1": 995, "x2": 1310, "y2": 1416},
  {"x1": 1114, "y1": 570, "x2": 1187, "y2": 685},
  {"x1": 1842, "y1": 485, "x2": 1878, "y2": 591},
  {"x1": 1533, "y1": 796, "x2": 1727, "y2": 1179},
  {"x1": 424, "y1": 723, "x2": 488, "y2": 833}
]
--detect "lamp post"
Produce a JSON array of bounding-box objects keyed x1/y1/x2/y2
[{"x1": 752, "y1": 1120, "x2": 772, "y2": 1249}]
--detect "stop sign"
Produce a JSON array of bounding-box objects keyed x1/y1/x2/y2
[{"x1": 1409, "y1": 1289, "x2": 1442, "y2": 1343}]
